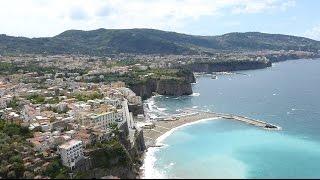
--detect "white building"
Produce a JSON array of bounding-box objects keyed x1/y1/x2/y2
[
  {"x1": 56, "y1": 102, "x2": 68, "y2": 112},
  {"x1": 122, "y1": 100, "x2": 135, "y2": 129},
  {"x1": 21, "y1": 104, "x2": 40, "y2": 122},
  {"x1": 58, "y1": 140, "x2": 84, "y2": 169},
  {"x1": 85, "y1": 110, "x2": 123, "y2": 130},
  {"x1": 103, "y1": 97, "x2": 122, "y2": 107}
]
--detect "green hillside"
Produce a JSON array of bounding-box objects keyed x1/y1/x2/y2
[{"x1": 0, "y1": 28, "x2": 319, "y2": 55}]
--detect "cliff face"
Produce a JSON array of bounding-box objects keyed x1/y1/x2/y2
[
  {"x1": 266, "y1": 53, "x2": 320, "y2": 62},
  {"x1": 186, "y1": 60, "x2": 272, "y2": 73},
  {"x1": 129, "y1": 71, "x2": 195, "y2": 99},
  {"x1": 128, "y1": 104, "x2": 144, "y2": 116},
  {"x1": 75, "y1": 128, "x2": 146, "y2": 179},
  {"x1": 129, "y1": 79, "x2": 157, "y2": 100},
  {"x1": 156, "y1": 79, "x2": 193, "y2": 96}
]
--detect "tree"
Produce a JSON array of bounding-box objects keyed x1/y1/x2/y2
[
  {"x1": 7, "y1": 97, "x2": 19, "y2": 109},
  {"x1": 7, "y1": 170, "x2": 16, "y2": 179},
  {"x1": 23, "y1": 171, "x2": 35, "y2": 179},
  {"x1": 27, "y1": 94, "x2": 45, "y2": 104}
]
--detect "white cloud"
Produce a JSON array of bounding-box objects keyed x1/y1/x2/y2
[
  {"x1": 231, "y1": 0, "x2": 296, "y2": 14},
  {"x1": 304, "y1": 25, "x2": 320, "y2": 41},
  {"x1": 0, "y1": 0, "x2": 296, "y2": 37}
]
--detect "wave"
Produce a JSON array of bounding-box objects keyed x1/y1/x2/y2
[
  {"x1": 145, "y1": 98, "x2": 156, "y2": 111},
  {"x1": 144, "y1": 97, "x2": 169, "y2": 120},
  {"x1": 291, "y1": 108, "x2": 305, "y2": 111},
  {"x1": 142, "y1": 147, "x2": 164, "y2": 179}
]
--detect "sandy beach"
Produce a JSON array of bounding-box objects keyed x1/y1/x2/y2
[{"x1": 142, "y1": 112, "x2": 218, "y2": 147}]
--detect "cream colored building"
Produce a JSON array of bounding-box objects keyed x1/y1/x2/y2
[
  {"x1": 58, "y1": 140, "x2": 84, "y2": 169},
  {"x1": 84, "y1": 110, "x2": 123, "y2": 130}
]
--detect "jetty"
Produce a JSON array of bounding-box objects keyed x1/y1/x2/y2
[
  {"x1": 191, "y1": 110, "x2": 281, "y2": 130},
  {"x1": 142, "y1": 109, "x2": 281, "y2": 148}
]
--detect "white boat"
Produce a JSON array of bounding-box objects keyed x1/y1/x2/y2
[{"x1": 211, "y1": 75, "x2": 217, "y2": 79}]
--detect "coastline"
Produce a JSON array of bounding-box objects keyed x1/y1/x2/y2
[
  {"x1": 142, "y1": 112, "x2": 219, "y2": 147},
  {"x1": 156, "y1": 117, "x2": 220, "y2": 145},
  {"x1": 138, "y1": 59, "x2": 320, "y2": 179},
  {"x1": 139, "y1": 107, "x2": 281, "y2": 178},
  {"x1": 140, "y1": 112, "x2": 220, "y2": 179}
]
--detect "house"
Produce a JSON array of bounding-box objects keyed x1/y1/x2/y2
[
  {"x1": 28, "y1": 139, "x2": 50, "y2": 152},
  {"x1": 21, "y1": 104, "x2": 40, "y2": 122}
]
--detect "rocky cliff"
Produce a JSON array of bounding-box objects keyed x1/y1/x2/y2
[
  {"x1": 266, "y1": 53, "x2": 320, "y2": 62},
  {"x1": 74, "y1": 128, "x2": 146, "y2": 179},
  {"x1": 156, "y1": 79, "x2": 193, "y2": 96},
  {"x1": 128, "y1": 103, "x2": 144, "y2": 116},
  {"x1": 129, "y1": 70, "x2": 195, "y2": 99},
  {"x1": 185, "y1": 60, "x2": 272, "y2": 73}
]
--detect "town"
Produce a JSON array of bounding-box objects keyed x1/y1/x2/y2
[
  {"x1": 0, "y1": 49, "x2": 319, "y2": 179},
  {"x1": 0, "y1": 56, "x2": 148, "y2": 178}
]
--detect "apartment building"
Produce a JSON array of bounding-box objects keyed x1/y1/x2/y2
[
  {"x1": 58, "y1": 140, "x2": 84, "y2": 169},
  {"x1": 85, "y1": 110, "x2": 123, "y2": 130}
]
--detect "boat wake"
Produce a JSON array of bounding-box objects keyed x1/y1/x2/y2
[{"x1": 190, "y1": 92, "x2": 200, "y2": 97}]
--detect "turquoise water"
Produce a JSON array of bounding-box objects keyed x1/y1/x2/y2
[{"x1": 145, "y1": 59, "x2": 320, "y2": 178}]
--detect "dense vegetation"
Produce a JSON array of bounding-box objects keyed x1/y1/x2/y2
[
  {"x1": 0, "y1": 121, "x2": 69, "y2": 179},
  {"x1": 7, "y1": 97, "x2": 19, "y2": 109},
  {"x1": 91, "y1": 139, "x2": 131, "y2": 168},
  {"x1": 1, "y1": 29, "x2": 320, "y2": 55},
  {"x1": 0, "y1": 121, "x2": 31, "y2": 178},
  {"x1": 27, "y1": 94, "x2": 45, "y2": 104},
  {"x1": 0, "y1": 62, "x2": 56, "y2": 75},
  {"x1": 42, "y1": 159, "x2": 69, "y2": 179},
  {"x1": 0, "y1": 61, "x2": 88, "y2": 76},
  {"x1": 74, "y1": 92, "x2": 104, "y2": 102},
  {"x1": 84, "y1": 68, "x2": 193, "y2": 87}
]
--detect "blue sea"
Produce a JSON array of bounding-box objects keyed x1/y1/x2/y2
[{"x1": 143, "y1": 59, "x2": 320, "y2": 179}]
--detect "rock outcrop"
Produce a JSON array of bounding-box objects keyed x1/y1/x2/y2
[
  {"x1": 185, "y1": 60, "x2": 272, "y2": 73},
  {"x1": 128, "y1": 104, "x2": 144, "y2": 116},
  {"x1": 74, "y1": 125, "x2": 146, "y2": 179},
  {"x1": 266, "y1": 53, "x2": 320, "y2": 62},
  {"x1": 129, "y1": 71, "x2": 195, "y2": 99},
  {"x1": 156, "y1": 79, "x2": 193, "y2": 96}
]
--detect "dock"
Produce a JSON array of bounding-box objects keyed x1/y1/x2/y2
[{"x1": 143, "y1": 109, "x2": 281, "y2": 148}]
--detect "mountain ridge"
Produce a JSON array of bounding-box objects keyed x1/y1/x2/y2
[{"x1": 0, "y1": 28, "x2": 319, "y2": 55}]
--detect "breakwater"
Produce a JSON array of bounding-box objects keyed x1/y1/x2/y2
[{"x1": 142, "y1": 109, "x2": 281, "y2": 147}]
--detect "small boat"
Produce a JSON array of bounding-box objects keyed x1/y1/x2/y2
[{"x1": 211, "y1": 75, "x2": 217, "y2": 79}]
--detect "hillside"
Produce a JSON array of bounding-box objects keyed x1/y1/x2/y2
[{"x1": 0, "y1": 28, "x2": 320, "y2": 55}]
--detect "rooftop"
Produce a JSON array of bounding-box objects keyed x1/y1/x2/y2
[{"x1": 59, "y1": 139, "x2": 82, "y2": 150}]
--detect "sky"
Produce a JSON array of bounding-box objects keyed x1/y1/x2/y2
[{"x1": 0, "y1": 0, "x2": 320, "y2": 40}]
